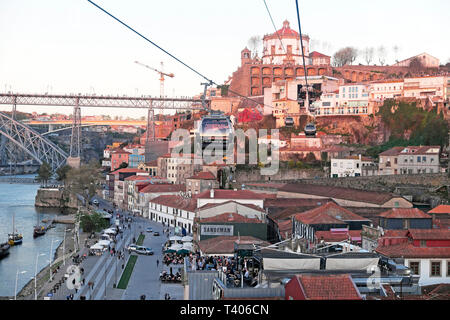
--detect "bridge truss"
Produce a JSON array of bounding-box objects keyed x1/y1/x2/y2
[
  {"x1": 0, "y1": 111, "x2": 68, "y2": 170},
  {"x1": 0, "y1": 93, "x2": 208, "y2": 167}
]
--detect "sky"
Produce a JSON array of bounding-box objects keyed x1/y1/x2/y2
[{"x1": 0, "y1": 0, "x2": 449, "y2": 117}]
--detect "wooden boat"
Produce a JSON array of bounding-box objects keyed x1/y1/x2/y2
[
  {"x1": 0, "y1": 242, "x2": 10, "y2": 260},
  {"x1": 8, "y1": 214, "x2": 23, "y2": 246}
]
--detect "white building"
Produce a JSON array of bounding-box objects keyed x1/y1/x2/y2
[
  {"x1": 196, "y1": 189, "x2": 267, "y2": 209},
  {"x1": 369, "y1": 80, "x2": 404, "y2": 102},
  {"x1": 316, "y1": 83, "x2": 370, "y2": 116},
  {"x1": 148, "y1": 195, "x2": 197, "y2": 234},
  {"x1": 331, "y1": 155, "x2": 375, "y2": 178},
  {"x1": 392, "y1": 52, "x2": 440, "y2": 68},
  {"x1": 262, "y1": 20, "x2": 310, "y2": 65}
]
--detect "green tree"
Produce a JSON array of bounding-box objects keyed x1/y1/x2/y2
[
  {"x1": 56, "y1": 165, "x2": 71, "y2": 183},
  {"x1": 65, "y1": 160, "x2": 102, "y2": 205},
  {"x1": 79, "y1": 212, "x2": 109, "y2": 233},
  {"x1": 37, "y1": 162, "x2": 52, "y2": 186}
]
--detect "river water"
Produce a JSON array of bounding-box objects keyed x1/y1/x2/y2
[{"x1": 0, "y1": 175, "x2": 67, "y2": 297}]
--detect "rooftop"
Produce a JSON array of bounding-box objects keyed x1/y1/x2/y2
[
  {"x1": 291, "y1": 274, "x2": 362, "y2": 300},
  {"x1": 141, "y1": 184, "x2": 186, "y2": 194},
  {"x1": 199, "y1": 212, "x2": 262, "y2": 224},
  {"x1": 428, "y1": 205, "x2": 450, "y2": 215},
  {"x1": 198, "y1": 200, "x2": 266, "y2": 213},
  {"x1": 149, "y1": 194, "x2": 197, "y2": 212},
  {"x1": 198, "y1": 236, "x2": 269, "y2": 255},
  {"x1": 187, "y1": 171, "x2": 217, "y2": 180},
  {"x1": 378, "y1": 208, "x2": 431, "y2": 219},
  {"x1": 196, "y1": 189, "x2": 275, "y2": 200},
  {"x1": 279, "y1": 183, "x2": 397, "y2": 206},
  {"x1": 376, "y1": 242, "x2": 450, "y2": 258}
]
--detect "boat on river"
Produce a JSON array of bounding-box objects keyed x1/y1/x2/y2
[
  {"x1": 8, "y1": 214, "x2": 23, "y2": 246},
  {"x1": 0, "y1": 242, "x2": 10, "y2": 260}
]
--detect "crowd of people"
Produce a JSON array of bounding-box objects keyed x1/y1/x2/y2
[
  {"x1": 163, "y1": 252, "x2": 185, "y2": 265},
  {"x1": 187, "y1": 254, "x2": 257, "y2": 288}
]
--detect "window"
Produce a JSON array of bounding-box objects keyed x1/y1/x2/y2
[
  {"x1": 422, "y1": 156, "x2": 426, "y2": 162},
  {"x1": 420, "y1": 240, "x2": 426, "y2": 247},
  {"x1": 417, "y1": 156, "x2": 421, "y2": 163},
  {"x1": 447, "y1": 261, "x2": 450, "y2": 277},
  {"x1": 430, "y1": 261, "x2": 441, "y2": 277},
  {"x1": 409, "y1": 261, "x2": 420, "y2": 275}
]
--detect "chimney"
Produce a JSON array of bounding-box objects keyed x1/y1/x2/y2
[
  {"x1": 359, "y1": 154, "x2": 361, "y2": 161},
  {"x1": 210, "y1": 189, "x2": 214, "y2": 198}
]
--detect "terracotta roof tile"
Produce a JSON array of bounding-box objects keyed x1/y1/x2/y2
[
  {"x1": 198, "y1": 236, "x2": 270, "y2": 255},
  {"x1": 407, "y1": 229, "x2": 450, "y2": 240},
  {"x1": 293, "y1": 202, "x2": 370, "y2": 225},
  {"x1": 428, "y1": 205, "x2": 450, "y2": 215},
  {"x1": 198, "y1": 200, "x2": 265, "y2": 213},
  {"x1": 279, "y1": 184, "x2": 397, "y2": 205},
  {"x1": 293, "y1": 274, "x2": 362, "y2": 300},
  {"x1": 196, "y1": 189, "x2": 275, "y2": 200},
  {"x1": 187, "y1": 171, "x2": 216, "y2": 180},
  {"x1": 378, "y1": 208, "x2": 431, "y2": 219},
  {"x1": 315, "y1": 230, "x2": 361, "y2": 242},
  {"x1": 111, "y1": 168, "x2": 147, "y2": 175},
  {"x1": 149, "y1": 194, "x2": 196, "y2": 212},
  {"x1": 140, "y1": 184, "x2": 185, "y2": 194},
  {"x1": 376, "y1": 243, "x2": 450, "y2": 258},
  {"x1": 199, "y1": 212, "x2": 262, "y2": 223}
]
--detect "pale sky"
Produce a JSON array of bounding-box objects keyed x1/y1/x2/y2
[{"x1": 0, "y1": 0, "x2": 449, "y2": 117}]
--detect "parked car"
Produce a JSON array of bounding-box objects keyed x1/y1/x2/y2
[
  {"x1": 127, "y1": 244, "x2": 138, "y2": 252},
  {"x1": 135, "y1": 246, "x2": 153, "y2": 255},
  {"x1": 146, "y1": 227, "x2": 153, "y2": 233},
  {"x1": 153, "y1": 232, "x2": 160, "y2": 236}
]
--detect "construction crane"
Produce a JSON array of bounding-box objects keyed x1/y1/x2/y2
[{"x1": 134, "y1": 60, "x2": 174, "y2": 99}]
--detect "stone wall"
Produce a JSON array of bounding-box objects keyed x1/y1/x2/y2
[
  {"x1": 35, "y1": 188, "x2": 79, "y2": 209},
  {"x1": 235, "y1": 168, "x2": 325, "y2": 184}
]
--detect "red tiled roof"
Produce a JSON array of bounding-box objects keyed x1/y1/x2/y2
[
  {"x1": 279, "y1": 184, "x2": 398, "y2": 205},
  {"x1": 429, "y1": 205, "x2": 450, "y2": 214},
  {"x1": 265, "y1": 198, "x2": 335, "y2": 209},
  {"x1": 196, "y1": 189, "x2": 275, "y2": 200},
  {"x1": 140, "y1": 184, "x2": 185, "y2": 194},
  {"x1": 378, "y1": 208, "x2": 430, "y2": 219},
  {"x1": 199, "y1": 212, "x2": 262, "y2": 224},
  {"x1": 198, "y1": 200, "x2": 265, "y2": 213},
  {"x1": 144, "y1": 160, "x2": 158, "y2": 167},
  {"x1": 198, "y1": 236, "x2": 269, "y2": 255},
  {"x1": 124, "y1": 175, "x2": 155, "y2": 181},
  {"x1": 187, "y1": 171, "x2": 216, "y2": 180},
  {"x1": 310, "y1": 51, "x2": 330, "y2": 58},
  {"x1": 277, "y1": 220, "x2": 293, "y2": 240},
  {"x1": 294, "y1": 202, "x2": 370, "y2": 225},
  {"x1": 293, "y1": 274, "x2": 362, "y2": 300},
  {"x1": 379, "y1": 147, "x2": 404, "y2": 157},
  {"x1": 149, "y1": 194, "x2": 197, "y2": 212},
  {"x1": 111, "y1": 149, "x2": 131, "y2": 154},
  {"x1": 315, "y1": 230, "x2": 361, "y2": 242},
  {"x1": 273, "y1": 20, "x2": 299, "y2": 37},
  {"x1": 407, "y1": 229, "x2": 450, "y2": 240},
  {"x1": 376, "y1": 242, "x2": 450, "y2": 258},
  {"x1": 383, "y1": 230, "x2": 409, "y2": 238}
]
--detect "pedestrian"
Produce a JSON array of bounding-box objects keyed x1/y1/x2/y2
[
  {"x1": 156, "y1": 259, "x2": 159, "y2": 267},
  {"x1": 75, "y1": 288, "x2": 78, "y2": 294},
  {"x1": 82, "y1": 278, "x2": 85, "y2": 285}
]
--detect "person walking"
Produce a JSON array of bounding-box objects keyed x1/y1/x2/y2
[{"x1": 156, "y1": 259, "x2": 159, "y2": 267}]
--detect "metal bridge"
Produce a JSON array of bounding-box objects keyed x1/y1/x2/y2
[{"x1": 0, "y1": 93, "x2": 207, "y2": 170}]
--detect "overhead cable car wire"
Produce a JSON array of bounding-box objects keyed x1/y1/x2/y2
[
  {"x1": 86, "y1": 0, "x2": 273, "y2": 111},
  {"x1": 262, "y1": 0, "x2": 286, "y2": 55}
]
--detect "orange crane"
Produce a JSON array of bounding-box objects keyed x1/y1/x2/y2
[{"x1": 134, "y1": 61, "x2": 174, "y2": 99}]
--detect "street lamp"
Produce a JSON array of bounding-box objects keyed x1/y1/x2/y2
[
  {"x1": 34, "y1": 253, "x2": 46, "y2": 300},
  {"x1": 104, "y1": 262, "x2": 107, "y2": 300},
  {"x1": 63, "y1": 228, "x2": 72, "y2": 266},
  {"x1": 15, "y1": 270, "x2": 27, "y2": 300}
]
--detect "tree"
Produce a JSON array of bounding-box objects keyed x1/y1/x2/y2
[
  {"x1": 79, "y1": 212, "x2": 109, "y2": 233},
  {"x1": 65, "y1": 160, "x2": 103, "y2": 204},
  {"x1": 332, "y1": 47, "x2": 358, "y2": 67},
  {"x1": 409, "y1": 57, "x2": 425, "y2": 74},
  {"x1": 37, "y1": 162, "x2": 52, "y2": 186},
  {"x1": 377, "y1": 46, "x2": 387, "y2": 66},
  {"x1": 248, "y1": 35, "x2": 262, "y2": 58},
  {"x1": 393, "y1": 45, "x2": 400, "y2": 63},
  {"x1": 363, "y1": 47, "x2": 374, "y2": 65},
  {"x1": 305, "y1": 152, "x2": 317, "y2": 163},
  {"x1": 56, "y1": 165, "x2": 71, "y2": 183}
]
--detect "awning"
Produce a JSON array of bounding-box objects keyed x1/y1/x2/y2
[
  {"x1": 90, "y1": 243, "x2": 104, "y2": 250},
  {"x1": 103, "y1": 229, "x2": 116, "y2": 235},
  {"x1": 181, "y1": 236, "x2": 193, "y2": 242},
  {"x1": 98, "y1": 240, "x2": 111, "y2": 247},
  {"x1": 263, "y1": 258, "x2": 321, "y2": 271},
  {"x1": 169, "y1": 236, "x2": 182, "y2": 241}
]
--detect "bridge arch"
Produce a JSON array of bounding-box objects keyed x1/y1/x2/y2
[{"x1": 0, "y1": 112, "x2": 68, "y2": 171}]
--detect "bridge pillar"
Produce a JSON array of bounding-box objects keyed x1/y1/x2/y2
[
  {"x1": 12, "y1": 96, "x2": 17, "y2": 120},
  {"x1": 70, "y1": 98, "x2": 81, "y2": 159},
  {"x1": 145, "y1": 100, "x2": 155, "y2": 162}
]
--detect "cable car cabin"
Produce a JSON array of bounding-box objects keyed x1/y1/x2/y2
[
  {"x1": 197, "y1": 112, "x2": 234, "y2": 150},
  {"x1": 304, "y1": 123, "x2": 316, "y2": 136},
  {"x1": 284, "y1": 117, "x2": 294, "y2": 127}
]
